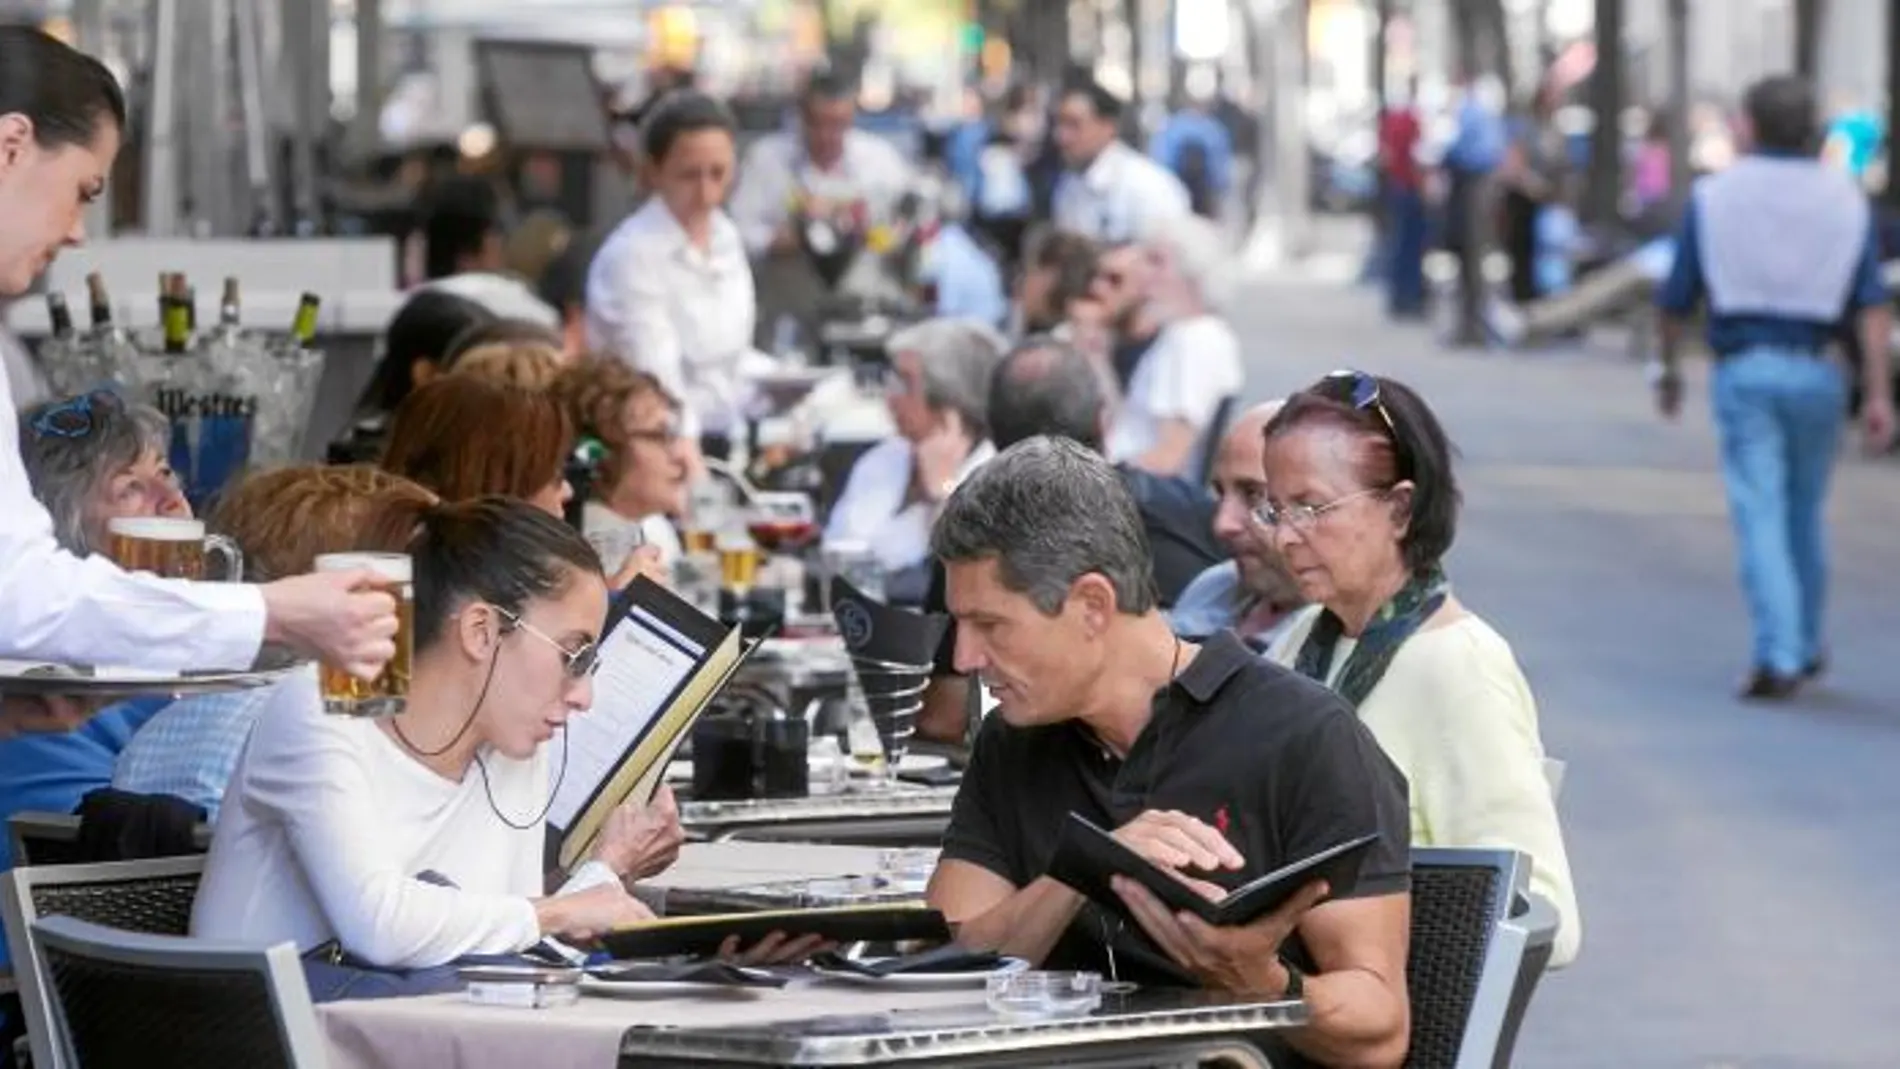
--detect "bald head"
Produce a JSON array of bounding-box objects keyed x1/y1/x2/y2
[
  {"x1": 1209, "y1": 400, "x2": 1300, "y2": 602},
  {"x1": 987, "y1": 340, "x2": 1108, "y2": 452}
]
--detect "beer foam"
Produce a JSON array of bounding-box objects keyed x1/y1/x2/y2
[
  {"x1": 314, "y1": 552, "x2": 413, "y2": 583},
  {"x1": 106, "y1": 517, "x2": 204, "y2": 541}
]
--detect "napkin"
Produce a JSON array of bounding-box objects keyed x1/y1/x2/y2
[
  {"x1": 809, "y1": 946, "x2": 1003, "y2": 978},
  {"x1": 829, "y1": 577, "x2": 948, "y2": 669}
]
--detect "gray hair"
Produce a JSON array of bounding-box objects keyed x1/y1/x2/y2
[
  {"x1": 886, "y1": 318, "x2": 1007, "y2": 440},
  {"x1": 1141, "y1": 213, "x2": 1233, "y2": 309},
  {"x1": 988, "y1": 337, "x2": 1106, "y2": 451},
  {"x1": 19, "y1": 394, "x2": 172, "y2": 556},
  {"x1": 930, "y1": 435, "x2": 1155, "y2": 616}
]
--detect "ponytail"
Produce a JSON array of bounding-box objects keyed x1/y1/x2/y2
[{"x1": 407, "y1": 496, "x2": 601, "y2": 652}]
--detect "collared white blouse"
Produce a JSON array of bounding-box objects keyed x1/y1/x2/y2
[{"x1": 1052, "y1": 140, "x2": 1192, "y2": 244}]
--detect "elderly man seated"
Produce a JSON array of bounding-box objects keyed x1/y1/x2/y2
[
  {"x1": 823, "y1": 318, "x2": 1006, "y2": 594},
  {"x1": 925, "y1": 437, "x2": 1414, "y2": 1069},
  {"x1": 1170, "y1": 400, "x2": 1309, "y2": 650}
]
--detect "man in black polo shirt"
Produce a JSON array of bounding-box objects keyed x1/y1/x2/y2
[{"x1": 925, "y1": 437, "x2": 1412, "y2": 1069}]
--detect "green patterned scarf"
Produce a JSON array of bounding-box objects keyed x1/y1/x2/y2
[{"x1": 1294, "y1": 567, "x2": 1451, "y2": 708}]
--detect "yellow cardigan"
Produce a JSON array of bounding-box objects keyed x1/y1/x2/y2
[{"x1": 1271, "y1": 605, "x2": 1582, "y2": 968}]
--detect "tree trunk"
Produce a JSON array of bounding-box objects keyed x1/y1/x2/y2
[
  {"x1": 1665, "y1": 0, "x2": 1691, "y2": 199},
  {"x1": 1887, "y1": 0, "x2": 1900, "y2": 210},
  {"x1": 1476, "y1": 0, "x2": 1515, "y2": 101},
  {"x1": 1584, "y1": 0, "x2": 1624, "y2": 226},
  {"x1": 1372, "y1": 0, "x2": 1393, "y2": 106},
  {"x1": 1794, "y1": 0, "x2": 1825, "y2": 82}
]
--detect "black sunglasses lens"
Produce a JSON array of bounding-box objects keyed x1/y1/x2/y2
[{"x1": 1350, "y1": 374, "x2": 1380, "y2": 411}]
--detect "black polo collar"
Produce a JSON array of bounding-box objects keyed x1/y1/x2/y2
[{"x1": 1173, "y1": 630, "x2": 1256, "y2": 705}]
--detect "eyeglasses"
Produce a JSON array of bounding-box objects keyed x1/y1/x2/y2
[
  {"x1": 1252, "y1": 488, "x2": 1386, "y2": 532},
  {"x1": 30, "y1": 389, "x2": 123, "y2": 440},
  {"x1": 623, "y1": 418, "x2": 684, "y2": 446},
  {"x1": 1319, "y1": 369, "x2": 1397, "y2": 438},
  {"x1": 496, "y1": 606, "x2": 600, "y2": 680}
]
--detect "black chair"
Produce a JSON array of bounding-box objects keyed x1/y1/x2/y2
[
  {"x1": 1406, "y1": 848, "x2": 1559, "y2": 1069},
  {"x1": 31, "y1": 915, "x2": 323, "y2": 1069},
  {"x1": 9, "y1": 810, "x2": 212, "y2": 869},
  {"x1": 1, "y1": 856, "x2": 206, "y2": 1069}
]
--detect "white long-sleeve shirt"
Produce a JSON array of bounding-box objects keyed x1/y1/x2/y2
[
  {"x1": 0, "y1": 357, "x2": 265, "y2": 670},
  {"x1": 821, "y1": 436, "x2": 995, "y2": 574},
  {"x1": 584, "y1": 199, "x2": 758, "y2": 437},
  {"x1": 728, "y1": 129, "x2": 915, "y2": 257},
  {"x1": 192, "y1": 666, "x2": 614, "y2": 968}
]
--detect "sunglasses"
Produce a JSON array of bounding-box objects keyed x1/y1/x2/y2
[
  {"x1": 1320, "y1": 369, "x2": 1398, "y2": 437},
  {"x1": 30, "y1": 389, "x2": 123, "y2": 440},
  {"x1": 496, "y1": 606, "x2": 600, "y2": 680}
]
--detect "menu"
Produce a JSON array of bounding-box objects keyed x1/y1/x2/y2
[{"x1": 549, "y1": 578, "x2": 752, "y2": 872}]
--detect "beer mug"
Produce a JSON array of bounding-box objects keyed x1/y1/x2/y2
[
  {"x1": 717, "y1": 532, "x2": 761, "y2": 592},
  {"x1": 314, "y1": 552, "x2": 413, "y2": 718},
  {"x1": 106, "y1": 517, "x2": 242, "y2": 581}
]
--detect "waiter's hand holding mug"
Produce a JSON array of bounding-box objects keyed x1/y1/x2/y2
[{"x1": 260, "y1": 569, "x2": 402, "y2": 682}]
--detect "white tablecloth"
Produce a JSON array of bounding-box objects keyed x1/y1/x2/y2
[{"x1": 645, "y1": 841, "x2": 933, "y2": 894}]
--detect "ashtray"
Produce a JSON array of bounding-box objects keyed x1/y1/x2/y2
[{"x1": 984, "y1": 970, "x2": 1103, "y2": 1019}]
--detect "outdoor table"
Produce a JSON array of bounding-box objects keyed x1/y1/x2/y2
[
  {"x1": 640, "y1": 842, "x2": 937, "y2": 916},
  {"x1": 320, "y1": 980, "x2": 1305, "y2": 1069}
]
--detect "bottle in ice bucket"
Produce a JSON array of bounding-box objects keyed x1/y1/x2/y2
[
  {"x1": 291, "y1": 292, "x2": 321, "y2": 348},
  {"x1": 314, "y1": 553, "x2": 414, "y2": 717},
  {"x1": 160, "y1": 273, "x2": 191, "y2": 354},
  {"x1": 217, "y1": 276, "x2": 242, "y2": 334},
  {"x1": 45, "y1": 292, "x2": 73, "y2": 340}
]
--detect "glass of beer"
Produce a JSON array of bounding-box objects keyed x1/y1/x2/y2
[
  {"x1": 106, "y1": 517, "x2": 243, "y2": 581},
  {"x1": 717, "y1": 531, "x2": 760, "y2": 592},
  {"x1": 314, "y1": 552, "x2": 413, "y2": 718}
]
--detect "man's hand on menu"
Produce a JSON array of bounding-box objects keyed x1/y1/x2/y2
[
  {"x1": 0, "y1": 694, "x2": 102, "y2": 737},
  {"x1": 261, "y1": 570, "x2": 399, "y2": 680},
  {"x1": 1112, "y1": 876, "x2": 1330, "y2": 994},
  {"x1": 592, "y1": 786, "x2": 684, "y2": 880},
  {"x1": 718, "y1": 931, "x2": 837, "y2": 966},
  {"x1": 537, "y1": 883, "x2": 655, "y2": 943},
  {"x1": 1114, "y1": 810, "x2": 1245, "y2": 881}
]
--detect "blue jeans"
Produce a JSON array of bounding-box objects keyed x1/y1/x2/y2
[
  {"x1": 1385, "y1": 186, "x2": 1428, "y2": 315},
  {"x1": 1710, "y1": 348, "x2": 1848, "y2": 675}
]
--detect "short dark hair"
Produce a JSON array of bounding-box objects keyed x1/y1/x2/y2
[
  {"x1": 802, "y1": 70, "x2": 856, "y2": 108},
  {"x1": 422, "y1": 176, "x2": 502, "y2": 280},
  {"x1": 642, "y1": 90, "x2": 737, "y2": 163},
  {"x1": 988, "y1": 338, "x2": 1106, "y2": 451},
  {"x1": 1061, "y1": 75, "x2": 1125, "y2": 122},
  {"x1": 403, "y1": 496, "x2": 601, "y2": 651},
  {"x1": 1264, "y1": 373, "x2": 1461, "y2": 574},
  {"x1": 1744, "y1": 76, "x2": 1819, "y2": 154},
  {"x1": 0, "y1": 27, "x2": 126, "y2": 149},
  {"x1": 441, "y1": 317, "x2": 563, "y2": 369},
  {"x1": 370, "y1": 290, "x2": 494, "y2": 411},
  {"x1": 931, "y1": 436, "x2": 1155, "y2": 616}
]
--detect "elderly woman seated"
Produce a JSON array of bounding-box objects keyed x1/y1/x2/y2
[
  {"x1": 112, "y1": 466, "x2": 436, "y2": 820},
  {"x1": 822, "y1": 318, "x2": 1006, "y2": 593},
  {"x1": 1106, "y1": 215, "x2": 1244, "y2": 479},
  {"x1": 1258, "y1": 371, "x2": 1582, "y2": 967},
  {"x1": 192, "y1": 497, "x2": 693, "y2": 997},
  {"x1": 553, "y1": 355, "x2": 692, "y2": 567},
  {"x1": 0, "y1": 392, "x2": 189, "y2": 969}
]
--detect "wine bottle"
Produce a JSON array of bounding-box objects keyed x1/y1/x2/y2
[
  {"x1": 290, "y1": 292, "x2": 320, "y2": 348},
  {"x1": 45, "y1": 292, "x2": 73, "y2": 339},
  {"x1": 161, "y1": 273, "x2": 191, "y2": 354},
  {"x1": 85, "y1": 272, "x2": 114, "y2": 332},
  {"x1": 218, "y1": 277, "x2": 242, "y2": 330},
  {"x1": 184, "y1": 285, "x2": 198, "y2": 333}
]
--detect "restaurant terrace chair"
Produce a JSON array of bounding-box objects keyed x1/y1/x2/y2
[
  {"x1": 1, "y1": 855, "x2": 206, "y2": 1069},
  {"x1": 1405, "y1": 847, "x2": 1559, "y2": 1069},
  {"x1": 10, "y1": 809, "x2": 213, "y2": 868},
  {"x1": 30, "y1": 914, "x2": 325, "y2": 1069}
]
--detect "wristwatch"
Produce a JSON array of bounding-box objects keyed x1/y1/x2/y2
[{"x1": 1277, "y1": 954, "x2": 1305, "y2": 1000}]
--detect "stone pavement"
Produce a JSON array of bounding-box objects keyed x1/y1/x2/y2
[{"x1": 1223, "y1": 262, "x2": 1900, "y2": 1068}]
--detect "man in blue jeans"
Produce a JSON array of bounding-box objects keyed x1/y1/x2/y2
[{"x1": 1657, "y1": 76, "x2": 1896, "y2": 700}]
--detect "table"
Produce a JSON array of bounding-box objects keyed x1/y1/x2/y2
[
  {"x1": 681, "y1": 788, "x2": 957, "y2": 847},
  {"x1": 319, "y1": 981, "x2": 1306, "y2": 1069},
  {"x1": 640, "y1": 842, "x2": 936, "y2": 916}
]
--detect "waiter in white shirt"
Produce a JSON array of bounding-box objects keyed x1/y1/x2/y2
[
  {"x1": 586, "y1": 92, "x2": 761, "y2": 454},
  {"x1": 729, "y1": 72, "x2": 914, "y2": 349},
  {"x1": 0, "y1": 28, "x2": 398, "y2": 734},
  {"x1": 1050, "y1": 76, "x2": 1191, "y2": 244}
]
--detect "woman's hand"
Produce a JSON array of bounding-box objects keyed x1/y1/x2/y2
[
  {"x1": 589, "y1": 786, "x2": 684, "y2": 880},
  {"x1": 717, "y1": 931, "x2": 837, "y2": 966},
  {"x1": 913, "y1": 412, "x2": 975, "y2": 504},
  {"x1": 610, "y1": 545, "x2": 670, "y2": 591},
  {"x1": 535, "y1": 883, "x2": 654, "y2": 943}
]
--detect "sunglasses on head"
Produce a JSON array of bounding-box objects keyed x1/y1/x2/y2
[
  {"x1": 30, "y1": 389, "x2": 124, "y2": 440},
  {"x1": 1319, "y1": 370, "x2": 1398, "y2": 437}
]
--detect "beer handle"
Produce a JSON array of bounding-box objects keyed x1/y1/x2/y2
[{"x1": 205, "y1": 535, "x2": 245, "y2": 583}]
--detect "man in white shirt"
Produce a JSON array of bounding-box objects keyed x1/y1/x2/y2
[
  {"x1": 1051, "y1": 77, "x2": 1191, "y2": 243},
  {"x1": 730, "y1": 73, "x2": 915, "y2": 346},
  {"x1": 419, "y1": 176, "x2": 560, "y2": 329}
]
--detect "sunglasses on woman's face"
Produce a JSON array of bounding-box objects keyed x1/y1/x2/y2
[{"x1": 496, "y1": 606, "x2": 599, "y2": 680}]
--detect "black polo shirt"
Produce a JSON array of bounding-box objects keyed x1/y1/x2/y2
[{"x1": 939, "y1": 631, "x2": 1411, "y2": 988}]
